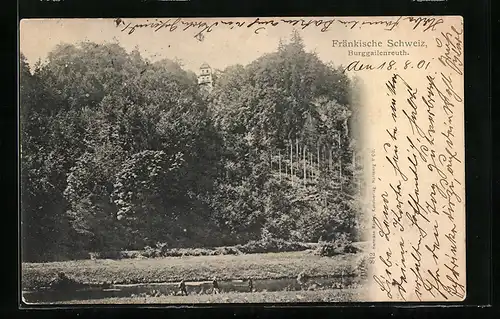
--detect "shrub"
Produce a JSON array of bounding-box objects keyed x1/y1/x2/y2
[
  {"x1": 141, "y1": 246, "x2": 161, "y2": 258},
  {"x1": 315, "y1": 233, "x2": 360, "y2": 257},
  {"x1": 214, "y1": 246, "x2": 242, "y2": 255},
  {"x1": 190, "y1": 248, "x2": 210, "y2": 256},
  {"x1": 156, "y1": 242, "x2": 169, "y2": 254},
  {"x1": 100, "y1": 250, "x2": 124, "y2": 259},
  {"x1": 121, "y1": 250, "x2": 144, "y2": 259},
  {"x1": 133, "y1": 239, "x2": 316, "y2": 259},
  {"x1": 238, "y1": 239, "x2": 310, "y2": 254},
  {"x1": 315, "y1": 242, "x2": 342, "y2": 257},
  {"x1": 343, "y1": 244, "x2": 360, "y2": 254},
  {"x1": 163, "y1": 248, "x2": 183, "y2": 257}
]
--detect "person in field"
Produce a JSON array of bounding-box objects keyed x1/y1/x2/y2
[
  {"x1": 212, "y1": 276, "x2": 220, "y2": 294},
  {"x1": 178, "y1": 279, "x2": 188, "y2": 296},
  {"x1": 248, "y1": 278, "x2": 253, "y2": 292},
  {"x1": 296, "y1": 271, "x2": 309, "y2": 289}
]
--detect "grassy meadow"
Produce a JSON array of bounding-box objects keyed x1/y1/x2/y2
[
  {"x1": 22, "y1": 250, "x2": 367, "y2": 291},
  {"x1": 53, "y1": 288, "x2": 365, "y2": 304}
]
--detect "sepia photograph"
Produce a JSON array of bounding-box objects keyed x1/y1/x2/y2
[
  {"x1": 20, "y1": 18, "x2": 369, "y2": 304},
  {"x1": 20, "y1": 16, "x2": 464, "y2": 305}
]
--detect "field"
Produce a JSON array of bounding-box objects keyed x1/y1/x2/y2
[
  {"x1": 23, "y1": 251, "x2": 366, "y2": 289},
  {"x1": 54, "y1": 289, "x2": 365, "y2": 304}
]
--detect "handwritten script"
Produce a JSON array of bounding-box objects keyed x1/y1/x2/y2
[
  {"x1": 113, "y1": 16, "x2": 444, "y2": 41},
  {"x1": 371, "y1": 18, "x2": 465, "y2": 301},
  {"x1": 112, "y1": 15, "x2": 465, "y2": 302}
]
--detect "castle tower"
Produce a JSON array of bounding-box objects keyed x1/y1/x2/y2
[{"x1": 198, "y1": 62, "x2": 213, "y2": 92}]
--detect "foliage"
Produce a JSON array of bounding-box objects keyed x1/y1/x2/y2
[
  {"x1": 116, "y1": 240, "x2": 309, "y2": 259},
  {"x1": 208, "y1": 33, "x2": 359, "y2": 244},
  {"x1": 21, "y1": 33, "x2": 362, "y2": 262},
  {"x1": 314, "y1": 233, "x2": 361, "y2": 257},
  {"x1": 236, "y1": 239, "x2": 311, "y2": 254}
]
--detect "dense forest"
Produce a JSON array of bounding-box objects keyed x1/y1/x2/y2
[{"x1": 20, "y1": 33, "x2": 363, "y2": 262}]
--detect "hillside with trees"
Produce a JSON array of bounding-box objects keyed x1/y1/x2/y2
[{"x1": 20, "y1": 33, "x2": 363, "y2": 262}]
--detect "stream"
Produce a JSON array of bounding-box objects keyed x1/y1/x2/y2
[{"x1": 23, "y1": 276, "x2": 359, "y2": 303}]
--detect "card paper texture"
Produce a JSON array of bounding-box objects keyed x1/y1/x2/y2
[{"x1": 20, "y1": 16, "x2": 465, "y2": 304}]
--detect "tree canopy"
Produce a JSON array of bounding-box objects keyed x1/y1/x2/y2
[{"x1": 20, "y1": 35, "x2": 362, "y2": 262}]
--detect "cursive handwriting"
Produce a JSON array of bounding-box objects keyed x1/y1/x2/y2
[
  {"x1": 114, "y1": 16, "x2": 448, "y2": 40},
  {"x1": 436, "y1": 22, "x2": 464, "y2": 76},
  {"x1": 373, "y1": 25, "x2": 464, "y2": 301}
]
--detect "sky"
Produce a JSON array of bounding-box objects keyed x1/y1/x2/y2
[{"x1": 19, "y1": 17, "x2": 396, "y2": 74}]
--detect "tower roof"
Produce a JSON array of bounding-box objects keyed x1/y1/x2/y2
[{"x1": 200, "y1": 62, "x2": 210, "y2": 69}]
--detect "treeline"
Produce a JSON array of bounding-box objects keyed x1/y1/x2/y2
[{"x1": 20, "y1": 33, "x2": 363, "y2": 262}]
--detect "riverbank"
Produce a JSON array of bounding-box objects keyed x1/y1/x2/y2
[
  {"x1": 39, "y1": 288, "x2": 366, "y2": 304},
  {"x1": 22, "y1": 250, "x2": 367, "y2": 290}
]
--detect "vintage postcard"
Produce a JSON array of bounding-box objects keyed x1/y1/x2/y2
[{"x1": 19, "y1": 16, "x2": 464, "y2": 304}]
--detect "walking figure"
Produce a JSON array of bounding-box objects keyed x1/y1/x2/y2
[
  {"x1": 297, "y1": 271, "x2": 309, "y2": 289},
  {"x1": 248, "y1": 278, "x2": 253, "y2": 292},
  {"x1": 178, "y1": 279, "x2": 188, "y2": 296},
  {"x1": 212, "y1": 276, "x2": 220, "y2": 294}
]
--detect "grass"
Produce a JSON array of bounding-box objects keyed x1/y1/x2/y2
[
  {"x1": 129, "y1": 240, "x2": 317, "y2": 258},
  {"x1": 50, "y1": 288, "x2": 365, "y2": 304},
  {"x1": 22, "y1": 251, "x2": 367, "y2": 290}
]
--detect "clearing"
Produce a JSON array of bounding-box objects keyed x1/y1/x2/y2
[{"x1": 22, "y1": 250, "x2": 368, "y2": 304}]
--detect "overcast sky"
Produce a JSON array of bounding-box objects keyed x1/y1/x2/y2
[{"x1": 19, "y1": 18, "x2": 375, "y2": 74}]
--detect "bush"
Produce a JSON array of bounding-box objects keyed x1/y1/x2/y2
[
  {"x1": 120, "y1": 238, "x2": 328, "y2": 260},
  {"x1": 343, "y1": 244, "x2": 360, "y2": 254},
  {"x1": 214, "y1": 246, "x2": 242, "y2": 255},
  {"x1": 121, "y1": 250, "x2": 144, "y2": 259},
  {"x1": 237, "y1": 238, "x2": 310, "y2": 254},
  {"x1": 163, "y1": 248, "x2": 183, "y2": 257},
  {"x1": 315, "y1": 242, "x2": 342, "y2": 257},
  {"x1": 132, "y1": 239, "x2": 308, "y2": 258},
  {"x1": 315, "y1": 233, "x2": 360, "y2": 257},
  {"x1": 190, "y1": 248, "x2": 210, "y2": 256},
  {"x1": 141, "y1": 246, "x2": 161, "y2": 258},
  {"x1": 100, "y1": 250, "x2": 125, "y2": 259},
  {"x1": 88, "y1": 251, "x2": 125, "y2": 260}
]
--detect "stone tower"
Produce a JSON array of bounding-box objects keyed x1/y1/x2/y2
[{"x1": 198, "y1": 62, "x2": 213, "y2": 92}]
